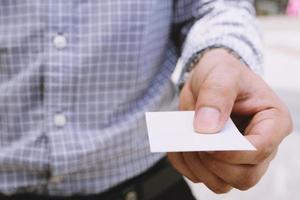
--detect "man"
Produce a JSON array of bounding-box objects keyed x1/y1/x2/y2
[{"x1": 0, "y1": 0, "x2": 292, "y2": 199}]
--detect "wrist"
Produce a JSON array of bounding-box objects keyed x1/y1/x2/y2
[
  {"x1": 178, "y1": 47, "x2": 244, "y2": 90},
  {"x1": 194, "y1": 48, "x2": 243, "y2": 70}
]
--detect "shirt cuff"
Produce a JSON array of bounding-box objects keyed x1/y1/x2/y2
[{"x1": 171, "y1": 25, "x2": 263, "y2": 86}]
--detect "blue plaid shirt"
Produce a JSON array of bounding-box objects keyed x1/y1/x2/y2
[{"x1": 0, "y1": 0, "x2": 262, "y2": 195}]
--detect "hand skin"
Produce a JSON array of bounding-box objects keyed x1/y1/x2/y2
[{"x1": 168, "y1": 49, "x2": 293, "y2": 194}]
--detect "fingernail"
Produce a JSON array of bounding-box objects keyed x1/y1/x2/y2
[{"x1": 194, "y1": 107, "x2": 220, "y2": 133}]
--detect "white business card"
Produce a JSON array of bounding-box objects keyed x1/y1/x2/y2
[{"x1": 145, "y1": 111, "x2": 256, "y2": 152}]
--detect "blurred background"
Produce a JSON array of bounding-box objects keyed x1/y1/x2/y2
[{"x1": 188, "y1": 0, "x2": 300, "y2": 199}]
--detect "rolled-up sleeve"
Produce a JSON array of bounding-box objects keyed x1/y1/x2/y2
[{"x1": 172, "y1": 0, "x2": 263, "y2": 81}]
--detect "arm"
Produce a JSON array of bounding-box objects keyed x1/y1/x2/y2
[
  {"x1": 171, "y1": 0, "x2": 263, "y2": 84},
  {"x1": 168, "y1": 0, "x2": 293, "y2": 193}
]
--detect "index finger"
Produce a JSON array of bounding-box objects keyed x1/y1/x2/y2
[{"x1": 207, "y1": 108, "x2": 291, "y2": 165}]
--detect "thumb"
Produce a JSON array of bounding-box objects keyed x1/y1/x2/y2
[{"x1": 193, "y1": 66, "x2": 239, "y2": 133}]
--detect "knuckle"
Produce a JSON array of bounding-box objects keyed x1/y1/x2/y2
[
  {"x1": 211, "y1": 183, "x2": 232, "y2": 194},
  {"x1": 236, "y1": 170, "x2": 258, "y2": 191},
  {"x1": 197, "y1": 84, "x2": 234, "y2": 111},
  {"x1": 254, "y1": 152, "x2": 268, "y2": 164},
  {"x1": 222, "y1": 185, "x2": 233, "y2": 193},
  {"x1": 253, "y1": 139, "x2": 274, "y2": 164},
  {"x1": 201, "y1": 82, "x2": 233, "y2": 98},
  {"x1": 205, "y1": 177, "x2": 232, "y2": 195},
  {"x1": 256, "y1": 141, "x2": 274, "y2": 163}
]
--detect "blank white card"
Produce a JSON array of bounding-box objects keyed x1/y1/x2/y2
[{"x1": 145, "y1": 111, "x2": 256, "y2": 152}]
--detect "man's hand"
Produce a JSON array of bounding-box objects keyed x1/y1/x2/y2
[{"x1": 168, "y1": 49, "x2": 293, "y2": 193}]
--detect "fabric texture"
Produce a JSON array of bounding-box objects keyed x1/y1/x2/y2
[{"x1": 0, "y1": 0, "x2": 262, "y2": 196}]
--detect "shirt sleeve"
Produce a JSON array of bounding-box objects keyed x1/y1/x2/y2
[{"x1": 171, "y1": 0, "x2": 263, "y2": 84}]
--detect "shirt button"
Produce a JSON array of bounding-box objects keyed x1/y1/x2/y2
[
  {"x1": 125, "y1": 191, "x2": 138, "y2": 200},
  {"x1": 54, "y1": 113, "x2": 67, "y2": 127},
  {"x1": 53, "y1": 34, "x2": 67, "y2": 49}
]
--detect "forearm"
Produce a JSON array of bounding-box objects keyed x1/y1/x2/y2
[{"x1": 173, "y1": 0, "x2": 263, "y2": 80}]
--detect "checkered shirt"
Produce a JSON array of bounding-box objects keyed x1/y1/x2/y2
[{"x1": 0, "y1": 0, "x2": 262, "y2": 195}]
